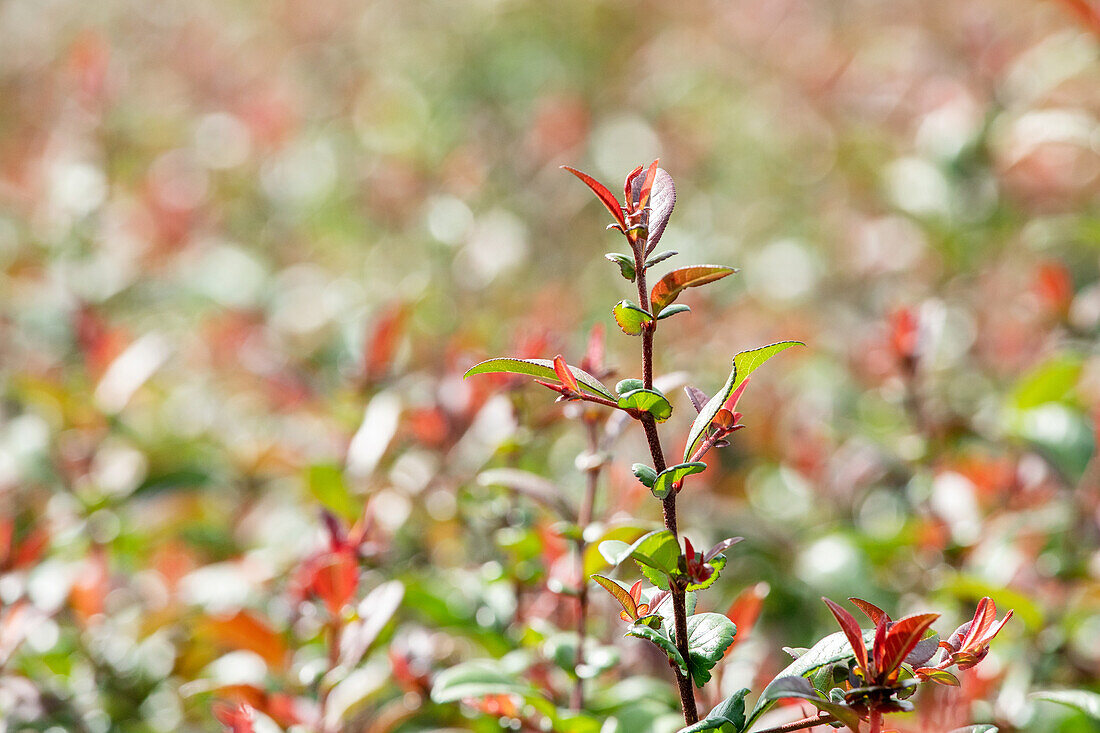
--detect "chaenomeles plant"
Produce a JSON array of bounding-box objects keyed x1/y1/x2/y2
[{"x1": 436, "y1": 161, "x2": 1013, "y2": 733}]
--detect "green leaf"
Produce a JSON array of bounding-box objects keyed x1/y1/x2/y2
[
  {"x1": 645, "y1": 250, "x2": 678, "y2": 269},
  {"x1": 656, "y1": 304, "x2": 691, "y2": 320},
  {"x1": 632, "y1": 463, "x2": 657, "y2": 488},
  {"x1": 613, "y1": 300, "x2": 654, "y2": 336},
  {"x1": 430, "y1": 660, "x2": 535, "y2": 703},
  {"x1": 746, "y1": 629, "x2": 873, "y2": 727},
  {"x1": 618, "y1": 388, "x2": 673, "y2": 422},
  {"x1": 583, "y1": 525, "x2": 647, "y2": 577},
  {"x1": 307, "y1": 464, "x2": 358, "y2": 521},
  {"x1": 616, "y1": 378, "x2": 644, "y2": 395},
  {"x1": 599, "y1": 530, "x2": 680, "y2": 576},
  {"x1": 605, "y1": 253, "x2": 636, "y2": 281},
  {"x1": 1032, "y1": 690, "x2": 1100, "y2": 719},
  {"x1": 762, "y1": 677, "x2": 861, "y2": 731},
  {"x1": 685, "y1": 554, "x2": 726, "y2": 592},
  {"x1": 649, "y1": 265, "x2": 737, "y2": 315},
  {"x1": 683, "y1": 342, "x2": 803, "y2": 462},
  {"x1": 651, "y1": 462, "x2": 707, "y2": 500},
  {"x1": 465, "y1": 357, "x2": 616, "y2": 400},
  {"x1": 671, "y1": 613, "x2": 737, "y2": 687},
  {"x1": 625, "y1": 624, "x2": 686, "y2": 674},
  {"x1": 677, "y1": 689, "x2": 749, "y2": 733},
  {"x1": 948, "y1": 727, "x2": 999, "y2": 733}
]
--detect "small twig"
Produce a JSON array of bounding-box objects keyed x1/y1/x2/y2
[{"x1": 752, "y1": 712, "x2": 837, "y2": 733}]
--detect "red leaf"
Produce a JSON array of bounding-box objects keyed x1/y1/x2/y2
[
  {"x1": 581, "y1": 323, "x2": 605, "y2": 375},
  {"x1": 637, "y1": 159, "x2": 660, "y2": 209},
  {"x1": 364, "y1": 304, "x2": 407, "y2": 383},
  {"x1": 878, "y1": 612, "x2": 940, "y2": 677},
  {"x1": 849, "y1": 597, "x2": 891, "y2": 626},
  {"x1": 823, "y1": 597, "x2": 869, "y2": 674},
  {"x1": 553, "y1": 355, "x2": 580, "y2": 393},
  {"x1": 623, "y1": 165, "x2": 644, "y2": 208},
  {"x1": 200, "y1": 610, "x2": 288, "y2": 670},
  {"x1": 561, "y1": 166, "x2": 626, "y2": 228},
  {"x1": 592, "y1": 574, "x2": 637, "y2": 620}
]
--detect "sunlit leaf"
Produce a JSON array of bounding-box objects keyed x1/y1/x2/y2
[
  {"x1": 465, "y1": 357, "x2": 616, "y2": 400},
  {"x1": 616, "y1": 378, "x2": 644, "y2": 394},
  {"x1": 592, "y1": 574, "x2": 637, "y2": 618},
  {"x1": 307, "y1": 464, "x2": 358, "y2": 522},
  {"x1": 685, "y1": 553, "x2": 725, "y2": 592},
  {"x1": 683, "y1": 342, "x2": 803, "y2": 462},
  {"x1": 612, "y1": 300, "x2": 654, "y2": 336},
  {"x1": 617, "y1": 388, "x2": 673, "y2": 422},
  {"x1": 649, "y1": 266, "x2": 736, "y2": 315},
  {"x1": 948, "y1": 726, "x2": 998, "y2": 733},
  {"x1": 628, "y1": 167, "x2": 676, "y2": 254},
  {"x1": 562, "y1": 165, "x2": 626, "y2": 228},
  {"x1": 599, "y1": 529, "x2": 680, "y2": 577},
  {"x1": 651, "y1": 462, "x2": 706, "y2": 499}
]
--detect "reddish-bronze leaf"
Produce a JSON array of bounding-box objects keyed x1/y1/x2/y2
[
  {"x1": 561, "y1": 166, "x2": 626, "y2": 228},
  {"x1": 200, "y1": 610, "x2": 288, "y2": 670},
  {"x1": 823, "y1": 597, "x2": 869, "y2": 674},
  {"x1": 637, "y1": 159, "x2": 660, "y2": 209},
  {"x1": 649, "y1": 265, "x2": 736, "y2": 315},
  {"x1": 724, "y1": 582, "x2": 768, "y2": 655},
  {"x1": 592, "y1": 574, "x2": 637, "y2": 620},
  {"x1": 312, "y1": 549, "x2": 358, "y2": 617},
  {"x1": 849, "y1": 597, "x2": 891, "y2": 626},
  {"x1": 553, "y1": 354, "x2": 580, "y2": 393},
  {"x1": 878, "y1": 612, "x2": 940, "y2": 677}
]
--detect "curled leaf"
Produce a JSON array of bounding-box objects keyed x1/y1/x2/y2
[
  {"x1": 617, "y1": 388, "x2": 673, "y2": 422},
  {"x1": 651, "y1": 462, "x2": 706, "y2": 499},
  {"x1": 612, "y1": 300, "x2": 654, "y2": 336},
  {"x1": 605, "y1": 252, "x2": 636, "y2": 281}
]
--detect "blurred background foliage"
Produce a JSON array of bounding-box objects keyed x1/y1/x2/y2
[{"x1": 1, "y1": 0, "x2": 1100, "y2": 731}]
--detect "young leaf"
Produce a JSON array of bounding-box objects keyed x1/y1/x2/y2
[
  {"x1": 598, "y1": 530, "x2": 680, "y2": 576},
  {"x1": 651, "y1": 462, "x2": 707, "y2": 499},
  {"x1": 553, "y1": 354, "x2": 581, "y2": 393},
  {"x1": 612, "y1": 300, "x2": 654, "y2": 336},
  {"x1": 655, "y1": 304, "x2": 691, "y2": 321},
  {"x1": 685, "y1": 554, "x2": 726, "y2": 592},
  {"x1": 561, "y1": 166, "x2": 625, "y2": 229},
  {"x1": 616, "y1": 378, "x2": 644, "y2": 395},
  {"x1": 605, "y1": 253, "x2": 636, "y2": 281},
  {"x1": 649, "y1": 265, "x2": 736, "y2": 315},
  {"x1": 637, "y1": 159, "x2": 660, "y2": 209},
  {"x1": 823, "y1": 598, "x2": 870, "y2": 674},
  {"x1": 645, "y1": 250, "x2": 678, "y2": 268},
  {"x1": 671, "y1": 613, "x2": 737, "y2": 687},
  {"x1": 849, "y1": 597, "x2": 891, "y2": 625},
  {"x1": 747, "y1": 628, "x2": 874, "y2": 728},
  {"x1": 465, "y1": 357, "x2": 617, "y2": 400},
  {"x1": 878, "y1": 612, "x2": 939, "y2": 675},
  {"x1": 683, "y1": 342, "x2": 803, "y2": 461},
  {"x1": 631, "y1": 463, "x2": 658, "y2": 488},
  {"x1": 685, "y1": 386, "x2": 709, "y2": 413},
  {"x1": 628, "y1": 167, "x2": 676, "y2": 254},
  {"x1": 592, "y1": 574, "x2": 637, "y2": 619},
  {"x1": 677, "y1": 689, "x2": 749, "y2": 733},
  {"x1": 625, "y1": 624, "x2": 687, "y2": 673},
  {"x1": 617, "y1": 388, "x2": 673, "y2": 422}
]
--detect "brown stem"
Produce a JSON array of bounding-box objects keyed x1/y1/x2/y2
[
  {"x1": 572, "y1": 418, "x2": 602, "y2": 710},
  {"x1": 753, "y1": 712, "x2": 837, "y2": 733},
  {"x1": 634, "y1": 239, "x2": 698, "y2": 725}
]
